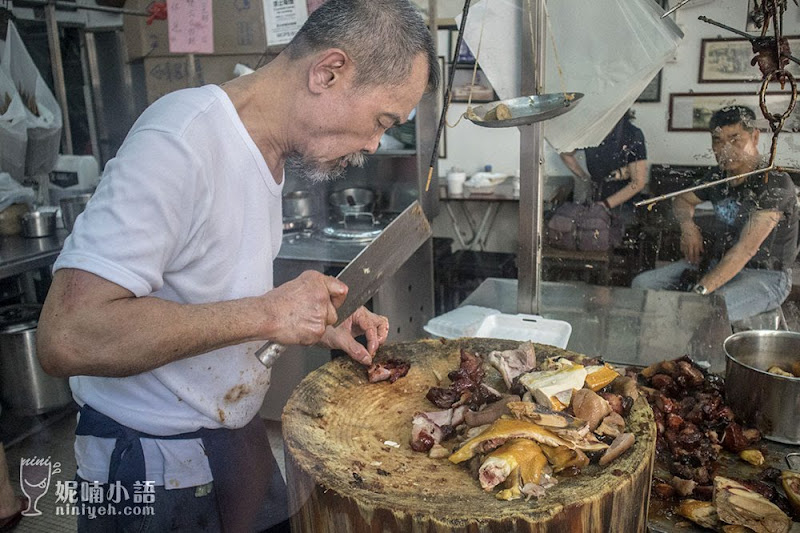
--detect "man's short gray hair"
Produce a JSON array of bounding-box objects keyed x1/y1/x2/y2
[{"x1": 286, "y1": 0, "x2": 439, "y2": 93}]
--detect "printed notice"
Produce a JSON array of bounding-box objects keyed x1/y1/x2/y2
[
  {"x1": 167, "y1": 0, "x2": 214, "y2": 54},
  {"x1": 264, "y1": 0, "x2": 309, "y2": 47}
]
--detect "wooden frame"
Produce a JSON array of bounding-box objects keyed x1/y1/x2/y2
[
  {"x1": 636, "y1": 70, "x2": 662, "y2": 103},
  {"x1": 667, "y1": 92, "x2": 800, "y2": 132},
  {"x1": 449, "y1": 67, "x2": 497, "y2": 103},
  {"x1": 449, "y1": 29, "x2": 475, "y2": 65},
  {"x1": 699, "y1": 36, "x2": 800, "y2": 83}
]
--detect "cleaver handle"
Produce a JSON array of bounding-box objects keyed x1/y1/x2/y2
[{"x1": 254, "y1": 341, "x2": 286, "y2": 368}]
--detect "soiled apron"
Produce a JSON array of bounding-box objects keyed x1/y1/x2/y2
[{"x1": 75, "y1": 404, "x2": 288, "y2": 531}]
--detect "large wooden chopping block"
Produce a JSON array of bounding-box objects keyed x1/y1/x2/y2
[{"x1": 283, "y1": 338, "x2": 656, "y2": 533}]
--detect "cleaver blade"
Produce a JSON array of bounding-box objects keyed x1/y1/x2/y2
[{"x1": 255, "y1": 200, "x2": 432, "y2": 367}]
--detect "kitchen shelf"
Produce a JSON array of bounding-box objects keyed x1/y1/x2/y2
[{"x1": 371, "y1": 149, "x2": 416, "y2": 157}]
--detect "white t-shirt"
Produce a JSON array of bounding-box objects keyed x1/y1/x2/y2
[{"x1": 54, "y1": 85, "x2": 284, "y2": 487}]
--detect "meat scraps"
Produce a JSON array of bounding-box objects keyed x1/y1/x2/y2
[
  {"x1": 367, "y1": 359, "x2": 411, "y2": 383},
  {"x1": 426, "y1": 349, "x2": 499, "y2": 410},
  {"x1": 638, "y1": 355, "x2": 761, "y2": 501}
]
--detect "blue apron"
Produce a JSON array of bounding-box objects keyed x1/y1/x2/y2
[{"x1": 75, "y1": 404, "x2": 288, "y2": 531}]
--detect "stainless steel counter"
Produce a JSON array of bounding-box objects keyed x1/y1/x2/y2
[
  {"x1": 461, "y1": 278, "x2": 732, "y2": 374},
  {"x1": 0, "y1": 230, "x2": 69, "y2": 279},
  {"x1": 277, "y1": 233, "x2": 366, "y2": 265}
]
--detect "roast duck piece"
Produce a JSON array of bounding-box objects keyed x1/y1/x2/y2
[
  {"x1": 410, "y1": 344, "x2": 639, "y2": 501},
  {"x1": 639, "y1": 356, "x2": 799, "y2": 531}
]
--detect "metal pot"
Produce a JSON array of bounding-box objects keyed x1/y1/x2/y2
[
  {"x1": 60, "y1": 194, "x2": 92, "y2": 232},
  {"x1": 21, "y1": 210, "x2": 57, "y2": 238},
  {"x1": 724, "y1": 330, "x2": 800, "y2": 444},
  {"x1": 282, "y1": 190, "x2": 314, "y2": 220},
  {"x1": 328, "y1": 188, "x2": 375, "y2": 217},
  {"x1": 0, "y1": 304, "x2": 72, "y2": 415}
]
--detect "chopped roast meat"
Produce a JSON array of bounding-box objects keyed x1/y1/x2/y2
[
  {"x1": 598, "y1": 392, "x2": 625, "y2": 416},
  {"x1": 598, "y1": 433, "x2": 635, "y2": 465},
  {"x1": 409, "y1": 406, "x2": 467, "y2": 452},
  {"x1": 595, "y1": 411, "x2": 626, "y2": 438},
  {"x1": 713, "y1": 476, "x2": 791, "y2": 533},
  {"x1": 670, "y1": 476, "x2": 697, "y2": 497},
  {"x1": 637, "y1": 355, "x2": 762, "y2": 496},
  {"x1": 464, "y1": 395, "x2": 519, "y2": 427},
  {"x1": 571, "y1": 389, "x2": 612, "y2": 431},
  {"x1": 608, "y1": 375, "x2": 639, "y2": 401},
  {"x1": 425, "y1": 349, "x2": 494, "y2": 410},
  {"x1": 367, "y1": 359, "x2": 410, "y2": 383},
  {"x1": 676, "y1": 499, "x2": 720, "y2": 530},
  {"x1": 484, "y1": 342, "x2": 536, "y2": 389},
  {"x1": 426, "y1": 387, "x2": 460, "y2": 409}
]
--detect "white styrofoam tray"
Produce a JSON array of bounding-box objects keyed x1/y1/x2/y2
[
  {"x1": 474, "y1": 314, "x2": 572, "y2": 349},
  {"x1": 423, "y1": 305, "x2": 499, "y2": 339},
  {"x1": 423, "y1": 306, "x2": 572, "y2": 349}
]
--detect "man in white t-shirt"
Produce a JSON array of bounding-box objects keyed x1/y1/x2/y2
[{"x1": 36, "y1": 1, "x2": 439, "y2": 531}]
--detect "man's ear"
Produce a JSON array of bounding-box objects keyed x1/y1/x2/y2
[{"x1": 308, "y1": 49, "x2": 349, "y2": 94}]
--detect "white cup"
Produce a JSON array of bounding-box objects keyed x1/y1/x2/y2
[{"x1": 447, "y1": 172, "x2": 467, "y2": 196}]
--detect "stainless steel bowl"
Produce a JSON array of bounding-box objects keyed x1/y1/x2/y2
[
  {"x1": 724, "y1": 330, "x2": 800, "y2": 444},
  {"x1": 20, "y1": 211, "x2": 57, "y2": 238},
  {"x1": 60, "y1": 194, "x2": 92, "y2": 232},
  {"x1": 282, "y1": 190, "x2": 314, "y2": 220},
  {"x1": 328, "y1": 188, "x2": 375, "y2": 217}
]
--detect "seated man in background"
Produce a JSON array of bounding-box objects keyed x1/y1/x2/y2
[
  {"x1": 560, "y1": 109, "x2": 649, "y2": 229},
  {"x1": 632, "y1": 105, "x2": 798, "y2": 322}
]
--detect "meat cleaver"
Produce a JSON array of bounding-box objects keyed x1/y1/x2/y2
[{"x1": 255, "y1": 200, "x2": 432, "y2": 368}]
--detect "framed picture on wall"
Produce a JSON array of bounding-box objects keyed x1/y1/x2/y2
[
  {"x1": 668, "y1": 92, "x2": 800, "y2": 132},
  {"x1": 636, "y1": 70, "x2": 662, "y2": 102},
  {"x1": 699, "y1": 36, "x2": 800, "y2": 82},
  {"x1": 449, "y1": 30, "x2": 475, "y2": 65},
  {"x1": 450, "y1": 67, "x2": 497, "y2": 103}
]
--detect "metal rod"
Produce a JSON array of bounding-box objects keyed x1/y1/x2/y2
[
  {"x1": 698, "y1": 16, "x2": 755, "y2": 39},
  {"x1": 425, "y1": 0, "x2": 471, "y2": 192},
  {"x1": 634, "y1": 166, "x2": 772, "y2": 207},
  {"x1": 79, "y1": 31, "x2": 100, "y2": 160},
  {"x1": 698, "y1": 15, "x2": 800, "y2": 65},
  {"x1": 662, "y1": 0, "x2": 692, "y2": 19},
  {"x1": 517, "y1": 0, "x2": 546, "y2": 315},
  {"x1": 45, "y1": 0, "x2": 73, "y2": 155}
]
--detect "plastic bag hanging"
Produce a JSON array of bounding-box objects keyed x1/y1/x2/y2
[
  {"x1": 457, "y1": 0, "x2": 682, "y2": 151},
  {"x1": 0, "y1": 21, "x2": 63, "y2": 177},
  {"x1": 0, "y1": 62, "x2": 27, "y2": 181}
]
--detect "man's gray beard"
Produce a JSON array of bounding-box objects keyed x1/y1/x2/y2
[{"x1": 286, "y1": 151, "x2": 367, "y2": 183}]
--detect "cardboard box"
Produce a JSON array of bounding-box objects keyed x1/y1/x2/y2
[
  {"x1": 123, "y1": 1, "x2": 268, "y2": 60},
  {"x1": 142, "y1": 54, "x2": 266, "y2": 104}
]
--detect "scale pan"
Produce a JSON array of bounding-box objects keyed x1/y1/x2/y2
[{"x1": 466, "y1": 93, "x2": 583, "y2": 128}]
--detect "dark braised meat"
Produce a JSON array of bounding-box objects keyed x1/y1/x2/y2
[
  {"x1": 426, "y1": 349, "x2": 494, "y2": 410},
  {"x1": 637, "y1": 355, "x2": 761, "y2": 500},
  {"x1": 367, "y1": 358, "x2": 410, "y2": 383}
]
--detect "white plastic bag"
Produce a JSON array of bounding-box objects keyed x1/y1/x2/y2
[
  {"x1": 458, "y1": 0, "x2": 683, "y2": 152},
  {"x1": 0, "y1": 65, "x2": 27, "y2": 180},
  {"x1": 0, "y1": 172, "x2": 36, "y2": 213},
  {"x1": 0, "y1": 22, "x2": 62, "y2": 177}
]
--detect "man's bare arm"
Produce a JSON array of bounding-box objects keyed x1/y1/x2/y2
[
  {"x1": 37, "y1": 268, "x2": 345, "y2": 378},
  {"x1": 673, "y1": 192, "x2": 704, "y2": 265},
  {"x1": 698, "y1": 210, "x2": 781, "y2": 292},
  {"x1": 560, "y1": 151, "x2": 591, "y2": 181},
  {"x1": 605, "y1": 160, "x2": 648, "y2": 208}
]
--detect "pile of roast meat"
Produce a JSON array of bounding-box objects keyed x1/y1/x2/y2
[
  {"x1": 636, "y1": 356, "x2": 800, "y2": 532},
  {"x1": 407, "y1": 342, "x2": 640, "y2": 501}
]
